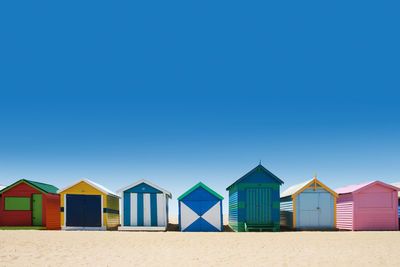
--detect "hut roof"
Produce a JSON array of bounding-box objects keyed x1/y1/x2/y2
[
  {"x1": 391, "y1": 182, "x2": 400, "y2": 197},
  {"x1": 57, "y1": 178, "x2": 120, "y2": 198},
  {"x1": 178, "y1": 182, "x2": 223, "y2": 201},
  {"x1": 0, "y1": 179, "x2": 58, "y2": 194},
  {"x1": 0, "y1": 184, "x2": 6, "y2": 191},
  {"x1": 336, "y1": 180, "x2": 400, "y2": 195},
  {"x1": 226, "y1": 164, "x2": 284, "y2": 190},
  {"x1": 280, "y1": 178, "x2": 338, "y2": 198},
  {"x1": 281, "y1": 179, "x2": 313, "y2": 198},
  {"x1": 116, "y1": 179, "x2": 172, "y2": 198}
]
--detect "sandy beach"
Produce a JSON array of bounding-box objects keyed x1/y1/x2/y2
[{"x1": 0, "y1": 230, "x2": 399, "y2": 267}]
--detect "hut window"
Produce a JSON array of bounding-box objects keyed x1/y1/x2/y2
[{"x1": 4, "y1": 197, "x2": 31, "y2": 211}]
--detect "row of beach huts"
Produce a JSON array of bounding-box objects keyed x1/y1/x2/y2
[{"x1": 0, "y1": 164, "x2": 399, "y2": 232}]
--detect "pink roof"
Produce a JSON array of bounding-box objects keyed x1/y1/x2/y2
[{"x1": 335, "y1": 180, "x2": 400, "y2": 194}]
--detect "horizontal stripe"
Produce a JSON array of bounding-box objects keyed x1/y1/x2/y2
[{"x1": 103, "y1": 208, "x2": 119, "y2": 214}]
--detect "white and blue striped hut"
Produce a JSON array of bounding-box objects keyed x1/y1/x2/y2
[{"x1": 117, "y1": 180, "x2": 172, "y2": 231}]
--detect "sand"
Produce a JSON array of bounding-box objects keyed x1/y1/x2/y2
[{"x1": 1, "y1": 230, "x2": 400, "y2": 267}]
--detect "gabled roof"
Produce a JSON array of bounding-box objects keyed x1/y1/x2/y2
[
  {"x1": 226, "y1": 164, "x2": 284, "y2": 190},
  {"x1": 391, "y1": 182, "x2": 400, "y2": 197},
  {"x1": 336, "y1": 180, "x2": 400, "y2": 195},
  {"x1": 178, "y1": 182, "x2": 223, "y2": 201},
  {"x1": 0, "y1": 179, "x2": 59, "y2": 194},
  {"x1": 281, "y1": 178, "x2": 338, "y2": 198},
  {"x1": 116, "y1": 179, "x2": 172, "y2": 198},
  {"x1": 57, "y1": 179, "x2": 120, "y2": 198},
  {"x1": 281, "y1": 179, "x2": 313, "y2": 198}
]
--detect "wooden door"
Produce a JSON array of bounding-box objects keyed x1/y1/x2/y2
[{"x1": 32, "y1": 194, "x2": 43, "y2": 226}]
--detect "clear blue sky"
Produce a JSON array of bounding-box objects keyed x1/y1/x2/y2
[{"x1": 1, "y1": 1, "x2": 399, "y2": 215}]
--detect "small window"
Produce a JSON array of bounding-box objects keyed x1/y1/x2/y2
[{"x1": 4, "y1": 197, "x2": 31, "y2": 211}]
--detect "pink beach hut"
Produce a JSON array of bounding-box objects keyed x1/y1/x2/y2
[{"x1": 336, "y1": 181, "x2": 400, "y2": 231}]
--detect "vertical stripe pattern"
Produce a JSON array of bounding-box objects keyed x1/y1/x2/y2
[
  {"x1": 124, "y1": 192, "x2": 131, "y2": 226},
  {"x1": 130, "y1": 193, "x2": 137, "y2": 226},
  {"x1": 143, "y1": 194, "x2": 151, "y2": 226},
  {"x1": 150, "y1": 194, "x2": 157, "y2": 226},
  {"x1": 137, "y1": 193, "x2": 144, "y2": 226},
  {"x1": 157, "y1": 194, "x2": 166, "y2": 226},
  {"x1": 126, "y1": 192, "x2": 166, "y2": 227},
  {"x1": 246, "y1": 188, "x2": 271, "y2": 224}
]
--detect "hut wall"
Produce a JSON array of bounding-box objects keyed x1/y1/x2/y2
[
  {"x1": 228, "y1": 188, "x2": 239, "y2": 231},
  {"x1": 336, "y1": 193, "x2": 354, "y2": 230},
  {"x1": 106, "y1": 195, "x2": 120, "y2": 230},
  {"x1": 0, "y1": 183, "x2": 43, "y2": 227},
  {"x1": 122, "y1": 186, "x2": 167, "y2": 227},
  {"x1": 353, "y1": 184, "x2": 398, "y2": 231},
  {"x1": 280, "y1": 196, "x2": 293, "y2": 228},
  {"x1": 45, "y1": 193, "x2": 61, "y2": 230},
  {"x1": 398, "y1": 199, "x2": 400, "y2": 225}
]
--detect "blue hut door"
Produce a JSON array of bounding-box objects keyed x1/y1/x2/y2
[
  {"x1": 317, "y1": 192, "x2": 333, "y2": 227},
  {"x1": 297, "y1": 193, "x2": 319, "y2": 227},
  {"x1": 246, "y1": 188, "x2": 271, "y2": 224},
  {"x1": 297, "y1": 192, "x2": 333, "y2": 228}
]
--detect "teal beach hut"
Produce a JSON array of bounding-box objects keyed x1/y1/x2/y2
[{"x1": 226, "y1": 164, "x2": 284, "y2": 232}]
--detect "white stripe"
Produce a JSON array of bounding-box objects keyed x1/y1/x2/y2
[
  {"x1": 130, "y1": 193, "x2": 137, "y2": 226},
  {"x1": 157, "y1": 194, "x2": 165, "y2": 226},
  {"x1": 143, "y1": 193, "x2": 151, "y2": 226}
]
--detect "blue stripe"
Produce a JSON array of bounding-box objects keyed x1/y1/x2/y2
[
  {"x1": 124, "y1": 192, "x2": 131, "y2": 226},
  {"x1": 60, "y1": 207, "x2": 64, "y2": 212},
  {"x1": 103, "y1": 208, "x2": 119, "y2": 214},
  {"x1": 137, "y1": 193, "x2": 144, "y2": 226},
  {"x1": 150, "y1": 193, "x2": 157, "y2": 226},
  {"x1": 178, "y1": 200, "x2": 181, "y2": 231}
]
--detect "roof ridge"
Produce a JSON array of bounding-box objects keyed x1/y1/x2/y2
[
  {"x1": 178, "y1": 182, "x2": 223, "y2": 201},
  {"x1": 226, "y1": 164, "x2": 284, "y2": 190}
]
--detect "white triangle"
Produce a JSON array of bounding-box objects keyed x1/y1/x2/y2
[
  {"x1": 180, "y1": 202, "x2": 200, "y2": 231},
  {"x1": 201, "y1": 202, "x2": 221, "y2": 231}
]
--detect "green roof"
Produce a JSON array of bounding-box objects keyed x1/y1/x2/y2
[
  {"x1": 178, "y1": 182, "x2": 224, "y2": 201},
  {"x1": 25, "y1": 180, "x2": 58, "y2": 194},
  {"x1": 0, "y1": 179, "x2": 59, "y2": 194}
]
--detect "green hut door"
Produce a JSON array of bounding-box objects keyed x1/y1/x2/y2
[
  {"x1": 32, "y1": 194, "x2": 43, "y2": 226},
  {"x1": 246, "y1": 188, "x2": 271, "y2": 224}
]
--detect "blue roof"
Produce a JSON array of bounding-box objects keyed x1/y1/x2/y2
[{"x1": 226, "y1": 164, "x2": 284, "y2": 190}]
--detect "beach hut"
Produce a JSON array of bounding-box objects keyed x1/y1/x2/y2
[
  {"x1": 58, "y1": 179, "x2": 120, "y2": 230},
  {"x1": 0, "y1": 179, "x2": 60, "y2": 230},
  {"x1": 117, "y1": 180, "x2": 172, "y2": 231},
  {"x1": 336, "y1": 181, "x2": 400, "y2": 231},
  {"x1": 226, "y1": 164, "x2": 284, "y2": 232},
  {"x1": 280, "y1": 175, "x2": 337, "y2": 229},
  {"x1": 178, "y1": 182, "x2": 223, "y2": 232},
  {"x1": 391, "y1": 182, "x2": 400, "y2": 227}
]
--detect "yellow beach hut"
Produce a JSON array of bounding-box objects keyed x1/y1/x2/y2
[{"x1": 58, "y1": 179, "x2": 120, "y2": 230}]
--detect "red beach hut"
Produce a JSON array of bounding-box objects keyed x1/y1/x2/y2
[
  {"x1": 0, "y1": 179, "x2": 60, "y2": 230},
  {"x1": 336, "y1": 181, "x2": 399, "y2": 231}
]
